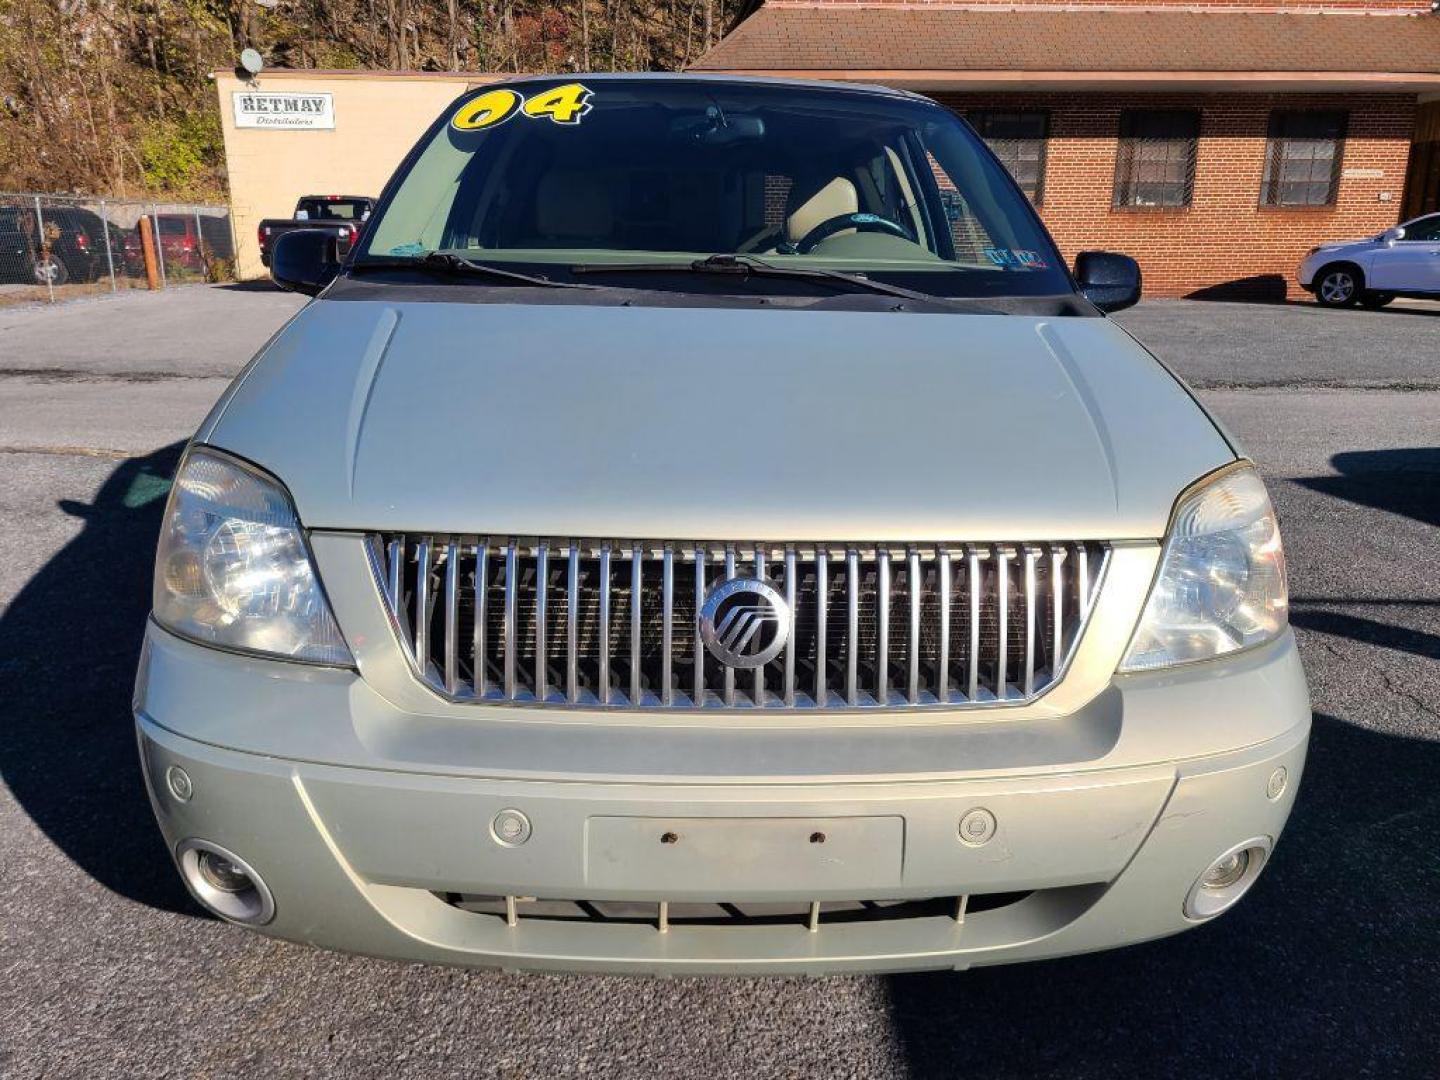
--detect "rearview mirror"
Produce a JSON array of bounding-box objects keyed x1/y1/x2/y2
[
  {"x1": 1381, "y1": 226, "x2": 1404, "y2": 245},
  {"x1": 271, "y1": 230, "x2": 341, "y2": 296},
  {"x1": 1074, "y1": 251, "x2": 1142, "y2": 313}
]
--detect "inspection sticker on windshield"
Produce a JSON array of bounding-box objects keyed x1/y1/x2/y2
[
  {"x1": 452, "y1": 83, "x2": 594, "y2": 131},
  {"x1": 984, "y1": 248, "x2": 1048, "y2": 270}
]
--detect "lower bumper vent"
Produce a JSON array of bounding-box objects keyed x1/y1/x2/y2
[{"x1": 435, "y1": 892, "x2": 1032, "y2": 932}]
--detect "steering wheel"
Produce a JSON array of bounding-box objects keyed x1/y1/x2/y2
[{"x1": 795, "y1": 212, "x2": 914, "y2": 254}]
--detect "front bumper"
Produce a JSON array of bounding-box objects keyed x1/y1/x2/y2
[{"x1": 135, "y1": 620, "x2": 1310, "y2": 976}]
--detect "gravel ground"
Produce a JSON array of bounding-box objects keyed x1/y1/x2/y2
[{"x1": 1, "y1": 288, "x2": 1436, "y2": 1079}]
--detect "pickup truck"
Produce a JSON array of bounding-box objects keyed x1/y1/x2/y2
[{"x1": 257, "y1": 195, "x2": 373, "y2": 267}]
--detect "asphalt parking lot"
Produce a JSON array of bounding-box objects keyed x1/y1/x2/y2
[{"x1": 1, "y1": 286, "x2": 1437, "y2": 1078}]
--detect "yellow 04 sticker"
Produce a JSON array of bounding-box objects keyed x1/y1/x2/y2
[
  {"x1": 452, "y1": 83, "x2": 593, "y2": 132},
  {"x1": 451, "y1": 88, "x2": 522, "y2": 131},
  {"x1": 521, "y1": 83, "x2": 594, "y2": 125}
]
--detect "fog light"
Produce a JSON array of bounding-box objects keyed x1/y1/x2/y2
[
  {"x1": 1185, "y1": 838, "x2": 1271, "y2": 921},
  {"x1": 1201, "y1": 850, "x2": 1249, "y2": 890},
  {"x1": 197, "y1": 851, "x2": 252, "y2": 894},
  {"x1": 177, "y1": 839, "x2": 275, "y2": 925}
]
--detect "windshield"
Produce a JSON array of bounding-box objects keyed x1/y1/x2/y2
[{"x1": 356, "y1": 78, "x2": 1070, "y2": 299}]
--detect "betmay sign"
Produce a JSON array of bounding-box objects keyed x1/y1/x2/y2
[{"x1": 232, "y1": 91, "x2": 335, "y2": 130}]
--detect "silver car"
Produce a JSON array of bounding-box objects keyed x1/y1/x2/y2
[
  {"x1": 1298, "y1": 212, "x2": 1440, "y2": 308},
  {"x1": 135, "y1": 75, "x2": 1308, "y2": 976}
]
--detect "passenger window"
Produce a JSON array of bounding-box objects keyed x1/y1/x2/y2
[
  {"x1": 927, "y1": 152, "x2": 995, "y2": 264},
  {"x1": 1403, "y1": 216, "x2": 1440, "y2": 242}
]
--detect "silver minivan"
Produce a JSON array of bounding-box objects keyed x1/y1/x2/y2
[{"x1": 136, "y1": 75, "x2": 1308, "y2": 975}]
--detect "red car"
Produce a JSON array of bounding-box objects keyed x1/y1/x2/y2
[{"x1": 125, "y1": 214, "x2": 235, "y2": 277}]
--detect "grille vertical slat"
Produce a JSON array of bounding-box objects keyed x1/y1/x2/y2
[
  {"x1": 783, "y1": 546, "x2": 797, "y2": 707},
  {"x1": 386, "y1": 539, "x2": 402, "y2": 614},
  {"x1": 630, "y1": 544, "x2": 643, "y2": 706},
  {"x1": 1051, "y1": 544, "x2": 1066, "y2": 669},
  {"x1": 534, "y1": 542, "x2": 549, "y2": 703},
  {"x1": 598, "y1": 544, "x2": 612, "y2": 705},
  {"x1": 876, "y1": 549, "x2": 890, "y2": 705},
  {"x1": 996, "y1": 547, "x2": 1011, "y2": 699},
  {"x1": 444, "y1": 540, "x2": 460, "y2": 695},
  {"x1": 474, "y1": 542, "x2": 488, "y2": 697},
  {"x1": 937, "y1": 550, "x2": 952, "y2": 704},
  {"x1": 753, "y1": 544, "x2": 767, "y2": 706},
  {"x1": 846, "y1": 549, "x2": 860, "y2": 706},
  {"x1": 967, "y1": 547, "x2": 982, "y2": 701},
  {"x1": 414, "y1": 538, "x2": 431, "y2": 673},
  {"x1": 376, "y1": 535, "x2": 1110, "y2": 712},
  {"x1": 907, "y1": 549, "x2": 922, "y2": 704},
  {"x1": 503, "y1": 543, "x2": 517, "y2": 699},
  {"x1": 1023, "y1": 546, "x2": 1038, "y2": 698},
  {"x1": 723, "y1": 546, "x2": 737, "y2": 707},
  {"x1": 814, "y1": 551, "x2": 829, "y2": 706},
  {"x1": 567, "y1": 545, "x2": 579, "y2": 703},
  {"x1": 661, "y1": 546, "x2": 675, "y2": 706},
  {"x1": 693, "y1": 544, "x2": 705, "y2": 705}
]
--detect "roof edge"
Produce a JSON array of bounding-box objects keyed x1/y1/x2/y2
[{"x1": 690, "y1": 68, "x2": 1440, "y2": 91}]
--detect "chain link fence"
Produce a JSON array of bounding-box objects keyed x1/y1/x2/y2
[{"x1": 0, "y1": 193, "x2": 236, "y2": 306}]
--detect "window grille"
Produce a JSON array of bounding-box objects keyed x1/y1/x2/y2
[
  {"x1": 1261, "y1": 111, "x2": 1347, "y2": 208},
  {"x1": 1113, "y1": 110, "x2": 1199, "y2": 209}
]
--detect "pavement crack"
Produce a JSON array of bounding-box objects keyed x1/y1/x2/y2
[
  {"x1": 0, "y1": 367, "x2": 229, "y2": 384},
  {"x1": 0, "y1": 444, "x2": 144, "y2": 460},
  {"x1": 1378, "y1": 669, "x2": 1440, "y2": 722}
]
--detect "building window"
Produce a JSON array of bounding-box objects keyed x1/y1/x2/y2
[
  {"x1": 1113, "y1": 110, "x2": 1199, "y2": 209},
  {"x1": 969, "y1": 110, "x2": 1049, "y2": 204},
  {"x1": 1261, "y1": 111, "x2": 1347, "y2": 207}
]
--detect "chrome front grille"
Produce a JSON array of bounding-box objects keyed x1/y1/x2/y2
[{"x1": 370, "y1": 537, "x2": 1110, "y2": 710}]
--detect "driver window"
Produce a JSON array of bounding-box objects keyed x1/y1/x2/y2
[{"x1": 876, "y1": 147, "x2": 930, "y2": 252}]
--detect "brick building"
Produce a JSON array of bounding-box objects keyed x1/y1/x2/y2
[{"x1": 691, "y1": 1, "x2": 1440, "y2": 297}]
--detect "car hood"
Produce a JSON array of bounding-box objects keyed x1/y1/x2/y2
[{"x1": 204, "y1": 296, "x2": 1233, "y2": 540}]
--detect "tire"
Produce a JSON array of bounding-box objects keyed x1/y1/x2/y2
[
  {"x1": 31, "y1": 254, "x2": 69, "y2": 287},
  {"x1": 1314, "y1": 263, "x2": 1361, "y2": 307},
  {"x1": 1359, "y1": 291, "x2": 1395, "y2": 310}
]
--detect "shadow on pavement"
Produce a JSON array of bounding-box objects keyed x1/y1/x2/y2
[
  {"x1": 1295, "y1": 448, "x2": 1440, "y2": 530},
  {"x1": 1290, "y1": 609, "x2": 1440, "y2": 661},
  {"x1": 214, "y1": 280, "x2": 280, "y2": 293},
  {"x1": 0, "y1": 441, "x2": 198, "y2": 914},
  {"x1": 1183, "y1": 274, "x2": 1288, "y2": 303},
  {"x1": 885, "y1": 710, "x2": 1440, "y2": 1077}
]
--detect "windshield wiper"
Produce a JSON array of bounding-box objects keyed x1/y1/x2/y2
[
  {"x1": 571, "y1": 253, "x2": 1003, "y2": 313},
  {"x1": 354, "y1": 252, "x2": 603, "y2": 290}
]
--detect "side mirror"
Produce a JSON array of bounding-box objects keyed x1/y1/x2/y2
[
  {"x1": 271, "y1": 230, "x2": 341, "y2": 296},
  {"x1": 1074, "y1": 251, "x2": 1142, "y2": 313},
  {"x1": 1381, "y1": 226, "x2": 1404, "y2": 245}
]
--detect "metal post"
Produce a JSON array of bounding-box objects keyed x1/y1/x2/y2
[
  {"x1": 193, "y1": 204, "x2": 205, "y2": 280},
  {"x1": 100, "y1": 199, "x2": 117, "y2": 292},
  {"x1": 151, "y1": 203, "x2": 167, "y2": 287},
  {"x1": 225, "y1": 204, "x2": 241, "y2": 281},
  {"x1": 34, "y1": 195, "x2": 53, "y2": 303}
]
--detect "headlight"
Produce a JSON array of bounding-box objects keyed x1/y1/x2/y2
[
  {"x1": 1120, "y1": 464, "x2": 1287, "y2": 672},
  {"x1": 152, "y1": 447, "x2": 351, "y2": 665}
]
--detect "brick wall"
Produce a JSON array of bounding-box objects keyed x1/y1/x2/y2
[{"x1": 930, "y1": 91, "x2": 1416, "y2": 298}]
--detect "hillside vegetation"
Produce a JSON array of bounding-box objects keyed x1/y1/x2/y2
[{"x1": 0, "y1": 0, "x2": 741, "y2": 200}]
